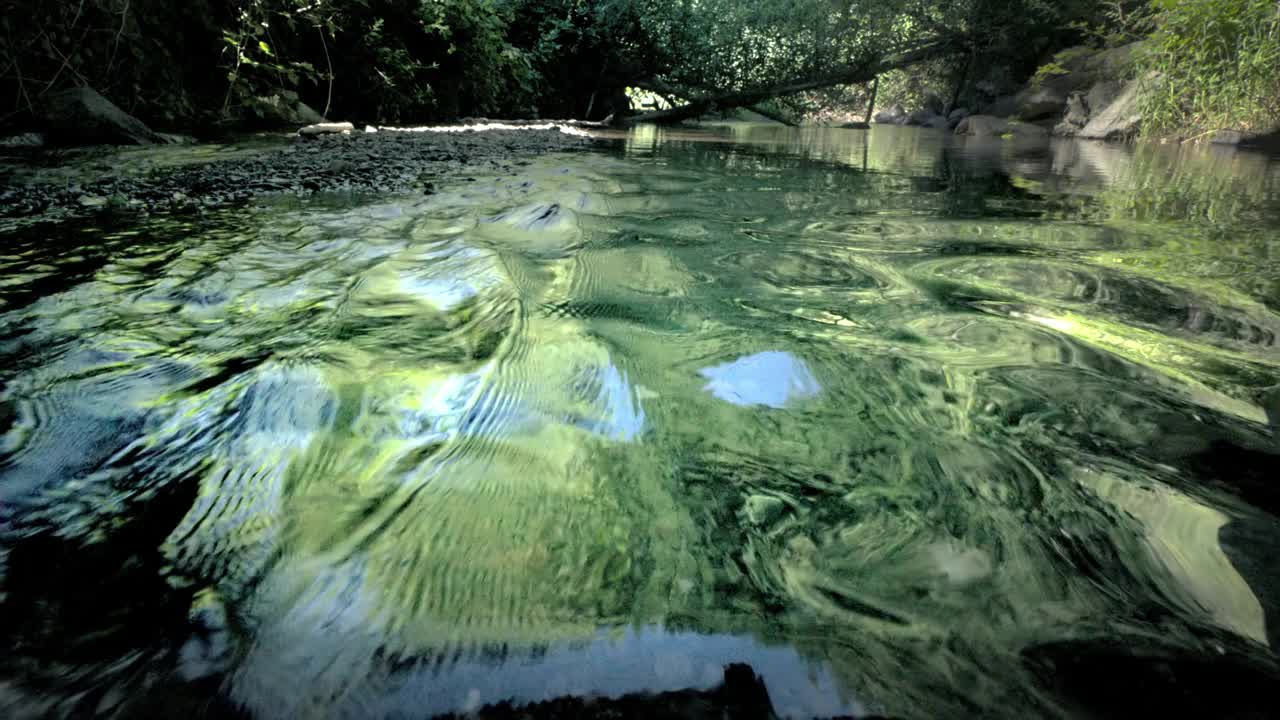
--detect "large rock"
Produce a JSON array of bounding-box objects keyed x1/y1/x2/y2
[
  {"x1": 983, "y1": 94, "x2": 1021, "y2": 118},
  {"x1": 1211, "y1": 127, "x2": 1280, "y2": 149},
  {"x1": 1085, "y1": 80, "x2": 1125, "y2": 120},
  {"x1": 955, "y1": 115, "x2": 1009, "y2": 137},
  {"x1": 1078, "y1": 78, "x2": 1142, "y2": 141},
  {"x1": 904, "y1": 109, "x2": 948, "y2": 128},
  {"x1": 1064, "y1": 93, "x2": 1090, "y2": 127},
  {"x1": 38, "y1": 87, "x2": 166, "y2": 145},
  {"x1": 873, "y1": 104, "x2": 906, "y2": 124},
  {"x1": 1018, "y1": 86, "x2": 1069, "y2": 121},
  {"x1": 1008, "y1": 121, "x2": 1050, "y2": 139},
  {"x1": 955, "y1": 115, "x2": 1049, "y2": 139},
  {"x1": 246, "y1": 90, "x2": 324, "y2": 127}
]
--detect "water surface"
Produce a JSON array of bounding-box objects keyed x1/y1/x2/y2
[{"x1": 3, "y1": 125, "x2": 1280, "y2": 718}]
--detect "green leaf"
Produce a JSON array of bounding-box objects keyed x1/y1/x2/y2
[{"x1": 259, "y1": 41, "x2": 274, "y2": 57}]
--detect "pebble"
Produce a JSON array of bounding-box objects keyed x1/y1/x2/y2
[
  {"x1": 744, "y1": 494, "x2": 786, "y2": 526},
  {"x1": 2, "y1": 128, "x2": 595, "y2": 223}
]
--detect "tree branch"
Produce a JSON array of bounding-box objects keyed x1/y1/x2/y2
[{"x1": 625, "y1": 37, "x2": 964, "y2": 125}]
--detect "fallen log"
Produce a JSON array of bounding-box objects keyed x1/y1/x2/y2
[{"x1": 625, "y1": 39, "x2": 963, "y2": 125}]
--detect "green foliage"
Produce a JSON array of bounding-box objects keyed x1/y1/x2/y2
[
  {"x1": 1137, "y1": 0, "x2": 1280, "y2": 137},
  {"x1": 1067, "y1": 0, "x2": 1154, "y2": 48}
]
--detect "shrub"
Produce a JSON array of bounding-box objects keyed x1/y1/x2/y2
[{"x1": 1138, "y1": 0, "x2": 1280, "y2": 137}]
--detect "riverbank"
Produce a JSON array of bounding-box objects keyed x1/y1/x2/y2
[{"x1": 0, "y1": 124, "x2": 599, "y2": 228}]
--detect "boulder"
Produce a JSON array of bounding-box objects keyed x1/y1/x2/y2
[
  {"x1": 956, "y1": 115, "x2": 1049, "y2": 140},
  {"x1": 839, "y1": 121, "x2": 871, "y2": 129},
  {"x1": 246, "y1": 90, "x2": 324, "y2": 127},
  {"x1": 947, "y1": 107, "x2": 970, "y2": 123},
  {"x1": 1210, "y1": 127, "x2": 1280, "y2": 149},
  {"x1": 1078, "y1": 78, "x2": 1142, "y2": 141},
  {"x1": 873, "y1": 104, "x2": 906, "y2": 124},
  {"x1": 920, "y1": 93, "x2": 945, "y2": 116},
  {"x1": 1085, "y1": 80, "x2": 1125, "y2": 118},
  {"x1": 983, "y1": 94, "x2": 1021, "y2": 117},
  {"x1": 921, "y1": 115, "x2": 951, "y2": 129},
  {"x1": 38, "y1": 87, "x2": 166, "y2": 145},
  {"x1": 955, "y1": 115, "x2": 1009, "y2": 137},
  {"x1": 1052, "y1": 122, "x2": 1079, "y2": 138},
  {"x1": 1018, "y1": 86, "x2": 1068, "y2": 121},
  {"x1": 905, "y1": 109, "x2": 948, "y2": 127},
  {"x1": 298, "y1": 121, "x2": 355, "y2": 137},
  {"x1": 1008, "y1": 121, "x2": 1050, "y2": 139},
  {"x1": 1064, "y1": 93, "x2": 1090, "y2": 127}
]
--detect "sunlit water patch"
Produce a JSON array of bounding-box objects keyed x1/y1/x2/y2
[{"x1": 2, "y1": 126, "x2": 1280, "y2": 719}]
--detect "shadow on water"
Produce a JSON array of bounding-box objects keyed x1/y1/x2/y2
[{"x1": 3, "y1": 124, "x2": 1280, "y2": 718}]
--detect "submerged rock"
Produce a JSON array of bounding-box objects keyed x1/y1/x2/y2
[{"x1": 38, "y1": 87, "x2": 166, "y2": 145}]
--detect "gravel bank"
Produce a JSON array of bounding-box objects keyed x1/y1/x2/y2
[{"x1": 0, "y1": 125, "x2": 602, "y2": 225}]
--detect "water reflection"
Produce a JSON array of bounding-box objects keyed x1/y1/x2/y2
[
  {"x1": 700, "y1": 351, "x2": 821, "y2": 408},
  {"x1": 2, "y1": 126, "x2": 1280, "y2": 719}
]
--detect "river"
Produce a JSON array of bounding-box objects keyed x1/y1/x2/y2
[{"x1": 2, "y1": 124, "x2": 1279, "y2": 718}]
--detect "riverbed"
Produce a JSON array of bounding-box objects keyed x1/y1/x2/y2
[{"x1": 2, "y1": 123, "x2": 1279, "y2": 719}]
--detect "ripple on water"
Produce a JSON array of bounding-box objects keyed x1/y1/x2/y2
[{"x1": 2, "y1": 143, "x2": 1280, "y2": 719}]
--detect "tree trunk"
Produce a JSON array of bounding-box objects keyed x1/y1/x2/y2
[
  {"x1": 864, "y1": 76, "x2": 880, "y2": 124},
  {"x1": 744, "y1": 104, "x2": 798, "y2": 126},
  {"x1": 625, "y1": 39, "x2": 962, "y2": 125}
]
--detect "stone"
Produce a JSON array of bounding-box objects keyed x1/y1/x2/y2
[
  {"x1": 1052, "y1": 121, "x2": 1079, "y2": 138},
  {"x1": 921, "y1": 115, "x2": 951, "y2": 129},
  {"x1": 1008, "y1": 121, "x2": 1050, "y2": 139},
  {"x1": 983, "y1": 94, "x2": 1021, "y2": 118},
  {"x1": 0, "y1": 132, "x2": 44, "y2": 148},
  {"x1": 1210, "y1": 127, "x2": 1280, "y2": 148},
  {"x1": 744, "y1": 495, "x2": 785, "y2": 526},
  {"x1": 246, "y1": 90, "x2": 324, "y2": 127},
  {"x1": 947, "y1": 107, "x2": 970, "y2": 123},
  {"x1": 1078, "y1": 78, "x2": 1142, "y2": 141},
  {"x1": 905, "y1": 109, "x2": 948, "y2": 127},
  {"x1": 38, "y1": 87, "x2": 166, "y2": 145},
  {"x1": 1064, "y1": 93, "x2": 1090, "y2": 127},
  {"x1": 873, "y1": 104, "x2": 906, "y2": 124},
  {"x1": 1085, "y1": 80, "x2": 1125, "y2": 119},
  {"x1": 920, "y1": 93, "x2": 945, "y2": 115},
  {"x1": 955, "y1": 115, "x2": 1009, "y2": 137},
  {"x1": 1018, "y1": 86, "x2": 1069, "y2": 121},
  {"x1": 298, "y1": 121, "x2": 355, "y2": 137},
  {"x1": 363, "y1": 125, "x2": 378, "y2": 133}
]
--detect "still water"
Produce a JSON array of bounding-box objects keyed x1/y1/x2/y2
[{"x1": 2, "y1": 124, "x2": 1280, "y2": 718}]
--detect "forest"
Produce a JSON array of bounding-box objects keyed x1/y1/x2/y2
[{"x1": 1, "y1": 0, "x2": 1277, "y2": 139}]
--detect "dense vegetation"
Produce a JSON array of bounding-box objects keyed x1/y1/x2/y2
[{"x1": 0, "y1": 0, "x2": 1276, "y2": 136}]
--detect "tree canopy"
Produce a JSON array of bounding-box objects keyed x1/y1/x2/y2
[{"x1": 1, "y1": 0, "x2": 1275, "y2": 135}]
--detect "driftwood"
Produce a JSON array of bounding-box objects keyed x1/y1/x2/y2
[{"x1": 625, "y1": 39, "x2": 962, "y2": 125}]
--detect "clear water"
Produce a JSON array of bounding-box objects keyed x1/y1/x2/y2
[{"x1": 3, "y1": 125, "x2": 1280, "y2": 719}]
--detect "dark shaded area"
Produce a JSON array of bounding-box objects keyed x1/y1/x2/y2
[
  {"x1": 432, "y1": 664, "x2": 783, "y2": 720},
  {"x1": 1024, "y1": 637, "x2": 1280, "y2": 720}
]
